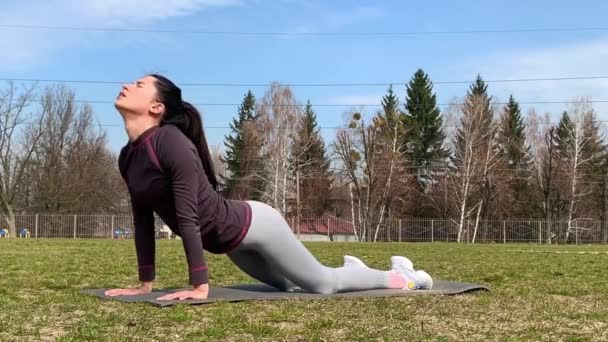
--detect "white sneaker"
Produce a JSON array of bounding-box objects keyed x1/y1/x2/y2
[
  {"x1": 390, "y1": 256, "x2": 414, "y2": 271},
  {"x1": 413, "y1": 270, "x2": 433, "y2": 290},
  {"x1": 343, "y1": 255, "x2": 369, "y2": 268},
  {"x1": 391, "y1": 256, "x2": 433, "y2": 290}
]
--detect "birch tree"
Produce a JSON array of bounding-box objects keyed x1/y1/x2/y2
[
  {"x1": 449, "y1": 76, "x2": 495, "y2": 242},
  {"x1": 256, "y1": 83, "x2": 301, "y2": 215},
  {"x1": 372, "y1": 87, "x2": 407, "y2": 241},
  {"x1": 555, "y1": 101, "x2": 598, "y2": 243}
]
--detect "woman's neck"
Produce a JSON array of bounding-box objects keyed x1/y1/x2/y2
[{"x1": 124, "y1": 117, "x2": 159, "y2": 142}]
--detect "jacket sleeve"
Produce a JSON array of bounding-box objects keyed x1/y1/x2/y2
[
  {"x1": 155, "y1": 126, "x2": 208, "y2": 285},
  {"x1": 132, "y1": 198, "x2": 156, "y2": 282},
  {"x1": 119, "y1": 145, "x2": 156, "y2": 282}
]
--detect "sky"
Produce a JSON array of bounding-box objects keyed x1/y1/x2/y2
[{"x1": 1, "y1": 0, "x2": 608, "y2": 153}]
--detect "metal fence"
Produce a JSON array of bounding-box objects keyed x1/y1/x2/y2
[{"x1": 0, "y1": 213, "x2": 607, "y2": 244}]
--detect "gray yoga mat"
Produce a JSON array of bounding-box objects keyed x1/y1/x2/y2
[{"x1": 82, "y1": 280, "x2": 490, "y2": 307}]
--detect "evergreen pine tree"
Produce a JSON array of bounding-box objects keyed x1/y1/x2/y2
[
  {"x1": 222, "y1": 90, "x2": 264, "y2": 199},
  {"x1": 554, "y1": 111, "x2": 575, "y2": 157},
  {"x1": 498, "y1": 95, "x2": 532, "y2": 169},
  {"x1": 580, "y1": 110, "x2": 606, "y2": 169},
  {"x1": 579, "y1": 110, "x2": 608, "y2": 232},
  {"x1": 466, "y1": 74, "x2": 493, "y2": 127},
  {"x1": 497, "y1": 95, "x2": 533, "y2": 217},
  {"x1": 291, "y1": 100, "x2": 333, "y2": 216},
  {"x1": 404, "y1": 69, "x2": 448, "y2": 188},
  {"x1": 375, "y1": 85, "x2": 405, "y2": 155},
  {"x1": 378, "y1": 85, "x2": 401, "y2": 130},
  {"x1": 452, "y1": 75, "x2": 494, "y2": 166}
]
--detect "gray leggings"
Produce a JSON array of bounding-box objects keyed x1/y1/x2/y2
[{"x1": 227, "y1": 201, "x2": 393, "y2": 294}]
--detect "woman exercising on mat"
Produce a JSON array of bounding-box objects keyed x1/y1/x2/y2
[{"x1": 105, "y1": 74, "x2": 432, "y2": 301}]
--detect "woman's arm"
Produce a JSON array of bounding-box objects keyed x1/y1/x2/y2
[
  {"x1": 107, "y1": 147, "x2": 157, "y2": 296},
  {"x1": 156, "y1": 126, "x2": 209, "y2": 289},
  {"x1": 105, "y1": 198, "x2": 157, "y2": 296}
]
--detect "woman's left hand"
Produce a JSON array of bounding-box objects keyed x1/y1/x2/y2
[{"x1": 157, "y1": 283, "x2": 209, "y2": 301}]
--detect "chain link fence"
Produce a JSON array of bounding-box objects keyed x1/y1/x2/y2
[{"x1": 1, "y1": 213, "x2": 607, "y2": 244}]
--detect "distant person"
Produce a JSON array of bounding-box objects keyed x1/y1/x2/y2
[
  {"x1": 18, "y1": 228, "x2": 29, "y2": 238},
  {"x1": 105, "y1": 74, "x2": 432, "y2": 301}
]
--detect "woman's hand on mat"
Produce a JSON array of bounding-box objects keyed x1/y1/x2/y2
[
  {"x1": 157, "y1": 283, "x2": 209, "y2": 301},
  {"x1": 105, "y1": 282, "x2": 153, "y2": 296}
]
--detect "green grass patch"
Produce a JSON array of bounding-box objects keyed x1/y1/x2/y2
[{"x1": 0, "y1": 240, "x2": 607, "y2": 341}]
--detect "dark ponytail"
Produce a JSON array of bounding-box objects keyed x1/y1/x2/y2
[{"x1": 150, "y1": 74, "x2": 219, "y2": 191}]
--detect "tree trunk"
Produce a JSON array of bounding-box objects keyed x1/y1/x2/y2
[
  {"x1": 545, "y1": 210, "x2": 552, "y2": 244},
  {"x1": 6, "y1": 205, "x2": 16, "y2": 238},
  {"x1": 472, "y1": 201, "x2": 483, "y2": 243},
  {"x1": 348, "y1": 183, "x2": 360, "y2": 242},
  {"x1": 457, "y1": 158, "x2": 473, "y2": 243},
  {"x1": 565, "y1": 161, "x2": 577, "y2": 244},
  {"x1": 281, "y1": 161, "x2": 288, "y2": 216},
  {"x1": 296, "y1": 169, "x2": 300, "y2": 237}
]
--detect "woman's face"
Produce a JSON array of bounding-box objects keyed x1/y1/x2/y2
[{"x1": 114, "y1": 75, "x2": 164, "y2": 118}]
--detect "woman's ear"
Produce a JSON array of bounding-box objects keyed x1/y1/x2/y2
[{"x1": 150, "y1": 102, "x2": 165, "y2": 117}]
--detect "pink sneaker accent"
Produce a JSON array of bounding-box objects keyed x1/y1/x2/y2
[{"x1": 388, "y1": 270, "x2": 413, "y2": 290}]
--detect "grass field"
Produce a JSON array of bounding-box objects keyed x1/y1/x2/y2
[{"x1": 1, "y1": 240, "x2": 607, "y2": 341}]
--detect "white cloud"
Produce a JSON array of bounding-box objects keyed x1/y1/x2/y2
[
  {"x1": 463, "y1": 36, "x2": 608, "y2": 117},
  {"x1": 289, "y1": 4, "x2": 385, "y2": 35},
  {"x1": 0, "y1": 0, "x2": 242, "y2": 71},
  {"x1": 68, "y1": 0, "x2": 242, "y2": 25}
]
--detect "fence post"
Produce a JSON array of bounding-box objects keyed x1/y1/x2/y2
[
  {"x1": 431, "y1": 219, "x2": 435, "y2": 243},
  {"x1": 538, "y1": 220, "x2": 542, "y2": 244},
  {"x1": 73, "y1": 215, "x2": 77, "y2": 239},
  {"x1": 111, "y1": 215, "x2": 115, "y2": 239},
  {"x1": 35, "y1": 214, "x2": 39, "y2": 238},
  {"x1": 503, "y1": 221, "x2": 506, "y2": 244},
  {"x1": 398, "y1": 219, "x2": 402, "y2": 242},
  {"x1": 327, "y1": 217, "x2": 331, "y2": 241}
]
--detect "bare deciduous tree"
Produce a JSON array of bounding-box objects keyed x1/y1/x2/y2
[
  {"x1": 333, "y1": 110, "x2": 402, "y2": 242},
  {"x1": 210, "y1": 143, "x2": 227, "y2": 182},
  {"x1": 527, "y1": 110, "x2": 560, "y2": 243},
  {"x1": 256, "y1": 83, "x2": 301, "y2": 215},
  {"x1": 0, "y1": 83, "x2": 46, "y2": 236},
  {"x1": 26, "y1": 85, "x2": 124, "y2": 213}
]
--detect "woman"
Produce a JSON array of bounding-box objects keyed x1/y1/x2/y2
[{"x1": 105, "y1": 74, "x2": 432, "y2": 301}]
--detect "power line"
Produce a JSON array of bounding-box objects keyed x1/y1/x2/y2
[
  {"x1": 15, "y1": 98, "x2": 608, "y2": 108},
  {"x1": 2, "y1": 24, "x2": 608, "y2": 36},
  {"x1": 2, "y1": 75, "x2": 608, "y2": 87},
  {"x1": 94, "y1": 119, "x2": 608, "y2": 130}
]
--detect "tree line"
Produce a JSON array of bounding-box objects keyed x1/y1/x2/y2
[
  {"x1": 221, "y1": 71, "x2": 608, "y2": 243},
  {"x1": 1, "y1": 70, "x2": 606, "y2": 242}
]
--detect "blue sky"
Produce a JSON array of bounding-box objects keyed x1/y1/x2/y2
[{"x1": 2, "y1": 0, "x2": 608, "y2": 153}]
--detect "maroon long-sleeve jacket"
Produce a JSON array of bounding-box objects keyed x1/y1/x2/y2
[{"x1": 118, "y1": 124, "x2": 251, "y2": 285}]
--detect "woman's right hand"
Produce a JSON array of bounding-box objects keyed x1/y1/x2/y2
[{"x1": 105, "y1": 282, "x2": 153, "y2": 296}]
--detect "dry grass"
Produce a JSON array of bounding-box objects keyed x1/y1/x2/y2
[{"x1": 1, "y1": 240, "x2": 607, "y2": 341}]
